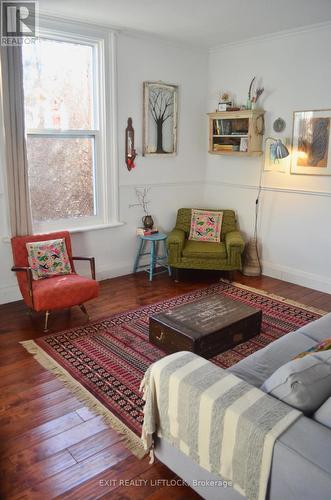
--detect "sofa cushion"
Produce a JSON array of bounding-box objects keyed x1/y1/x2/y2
[
  {"x1": 313, "y1": 397, "x2": 331, "y2": 429},
  {"x1": 228, "y1": 331, "x2": 317, "y2": 387},
  {"x1": 182, "y1": 240, "x2": 227, "y2": 259},
  {"x1": 261, "y1": 350, "x2": 331, "y2": 414},
  {"x1": 293, "y1": 312, "x2": 331, "y2": 343}
]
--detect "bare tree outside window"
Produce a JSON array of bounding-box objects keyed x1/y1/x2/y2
[
  {"x1": 143, "y1": 82, "x2": 178, "y2": 156},
  {"x1": 22, "y1": 38, "x2": 98, "y2": 225}
]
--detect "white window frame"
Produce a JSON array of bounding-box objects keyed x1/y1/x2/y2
[{"x1": 25, "y1": 15, "x2": 121, "y2": 233}]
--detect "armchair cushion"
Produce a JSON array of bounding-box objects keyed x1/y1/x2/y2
[
  {"x1": 32, "y1": 274, "x2": 99, "y2": 312},
  {"x1": 182, "y1": 240, "x2": 227, "y2": 259}
]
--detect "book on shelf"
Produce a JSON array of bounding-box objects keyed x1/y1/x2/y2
[
  {"x1": 213, "y1": 144, "x2": 240, "y2": 152},
  {"x1": 136, "y1": 227, "x2": 159, "y2": 236}
]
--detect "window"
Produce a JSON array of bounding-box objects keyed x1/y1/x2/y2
[{"x1": 21, "y1": 25, "x2": 117, "y2": 232}]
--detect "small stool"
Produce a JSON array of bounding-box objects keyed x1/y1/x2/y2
[{"x1": 133, "y1": 233, "x2": 171, "y2": 281}]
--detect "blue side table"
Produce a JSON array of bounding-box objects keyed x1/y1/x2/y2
[{"x1": 133, "y1": 233, "x2": 171, "y2": 281}]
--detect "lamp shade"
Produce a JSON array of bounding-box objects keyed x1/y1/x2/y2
[{"x1": 270, "y1": 139, "x2": 289, "y2": 161}]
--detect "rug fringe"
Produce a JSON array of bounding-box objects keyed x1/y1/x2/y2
[
  {"x1": 221, "y1": 280, "x2": 327, "y2": 316},
  {"x1": 20, "y1": 340, "x2": 147, "y2": 460}
]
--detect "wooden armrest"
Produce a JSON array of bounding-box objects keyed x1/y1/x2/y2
[
  {"x1": 11, "y1": 266, "x2": 34, "y2": 299},
  {"x1": 72, "y1": 256, "x2": 96, "y2": 280}
]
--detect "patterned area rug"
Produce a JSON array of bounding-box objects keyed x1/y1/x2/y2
[{"x1": 21, "y1": 281, "x2": 324, "y2": 458}]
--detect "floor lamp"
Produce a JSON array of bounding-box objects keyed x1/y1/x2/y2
[{"x1": 242, "y1": 138, "x2": 290, "y2": 277}]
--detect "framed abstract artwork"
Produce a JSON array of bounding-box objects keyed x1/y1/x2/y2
[
  {"x1": 291, "y1": 109, "x2": 331, "y2": 175},
  {"x1": 143, "y1": 81, "x2": 178, "y2": 156}
]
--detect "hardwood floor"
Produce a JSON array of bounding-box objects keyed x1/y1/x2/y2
[{"x1": 1, "y1": 271, "x2": 331, "y2": 499}]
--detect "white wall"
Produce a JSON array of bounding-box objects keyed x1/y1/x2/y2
[
  {"x1": 205, "y1": 24, "x2": 331, "y2": 293},
  {"x1": 2, "y1": 22, "x2": 331, "y2": 303},
  {"x1": 0, "y1": 32, "x2": 207, "y2": 303}
]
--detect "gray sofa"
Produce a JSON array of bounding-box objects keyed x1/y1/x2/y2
[{"x1": 154, "y1": 312, "x2": 331, "y2": 500}]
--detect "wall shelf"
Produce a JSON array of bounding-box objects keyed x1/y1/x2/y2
[{"x1": 208, "y1": 110, "x2": 265, "y2": 156}]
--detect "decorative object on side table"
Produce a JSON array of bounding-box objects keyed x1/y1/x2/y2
[
  {"x1": 143, "y1": 81, "x2": 178, "y2": 156},
  {"x1": 291, "y1": 109, "x2": 331, "y2": 175},
  {"x1": 125, "y1": 117, "x2": 137, "y2": 170},
  {"x1": 136, "y1": 227, "x2": 159, "y2": 236},
  {"x1": 129, "y1": 186, "x2": 154, "y2": 229},
  {"x1": 243, "y1": 137, "x2": 289, "y2": 276}
]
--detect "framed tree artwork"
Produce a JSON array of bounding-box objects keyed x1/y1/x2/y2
[
  {"x1": 291, "y1": 109, "x2": 331, "y2": 175},
  {"x1": 143, "y1": 81, "x2": 178, "y2": 156}
]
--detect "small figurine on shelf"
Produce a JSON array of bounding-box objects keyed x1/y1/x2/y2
[{"x1": 218, "y1": 91, "x2": 232, "y2": 111}]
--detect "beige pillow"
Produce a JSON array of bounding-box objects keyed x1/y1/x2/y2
[{"x1": 188, "y1": 209, "x2": 223, "y2": 243}]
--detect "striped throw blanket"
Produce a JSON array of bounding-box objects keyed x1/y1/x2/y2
[{"x1": 141, "y1": 351, "x2": 301, "y2": 500}]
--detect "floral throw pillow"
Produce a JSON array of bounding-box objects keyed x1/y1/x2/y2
[
  {"x1": 188, "y1": 209, "x2": 223, "y2": 243},
  {"x1": 26, "y1": 238, "x2": 72, "y2": 280}
]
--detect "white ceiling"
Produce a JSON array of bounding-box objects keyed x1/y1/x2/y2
[{"x1": 39, "y1": 0, "x2": 331, "y2": 48}]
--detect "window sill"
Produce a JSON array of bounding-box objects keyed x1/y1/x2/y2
[
  {"x1": 1, "y1": 222, "x2": 125, "y2": 243},
  {"x1": 65, "y1": 222, "x2": 125, "y2": 233}
]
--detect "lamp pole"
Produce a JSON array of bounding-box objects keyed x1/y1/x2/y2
[{"x1": 242, "y1": 138, "x2": 289, "y2": 277}]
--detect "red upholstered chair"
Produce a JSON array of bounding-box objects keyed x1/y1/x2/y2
[{"x1": 11, "y1": 231, "x2": 99, "y2": 331}]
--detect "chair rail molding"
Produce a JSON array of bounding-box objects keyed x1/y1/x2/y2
[{"x1": 205, "y1": 180, "x2": 331, "y2": 198}]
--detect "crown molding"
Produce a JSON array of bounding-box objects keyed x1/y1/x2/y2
[
  {"x1": 39, "y1": 9, "x2": 207, "y2": 53},
  {"x1": 209, "y1": 20, "x2": 331, "y2": 54}
]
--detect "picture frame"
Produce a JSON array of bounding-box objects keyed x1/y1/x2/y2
[
  {"x1": 143, "y1": 81, "x2": 178, "y2": 156},
  {"x1": 239, "y1": 137, "x2": 248, "y2": 152},
  {"x1": 291, "y1": 109, "x2": 331, "y2": 175}
]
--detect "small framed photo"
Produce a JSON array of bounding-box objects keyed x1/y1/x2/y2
[
  {"x1": 291, "y1": 109, "x2": 331, "y2": 175},
  {"x1": 218, "y1": 101, "x2": 232, "y2": 111},
  {"x1": 240, "y1": 137, "x2": 248, "y2": 152}
]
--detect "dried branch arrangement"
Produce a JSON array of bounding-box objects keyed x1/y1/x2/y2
[
  {"x1": 129, "y1": 187, "x2": 151, "y2": 215},
  {"x1": 248, "y1": 77, "x2": 264, "y2": 104}
]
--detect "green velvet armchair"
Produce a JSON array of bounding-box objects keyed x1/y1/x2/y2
[{"x1": 167, "y1": 208, "x2": 245, "y2": 276}]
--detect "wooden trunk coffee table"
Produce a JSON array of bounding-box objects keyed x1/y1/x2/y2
[{"x1": 149, "y1": 294, "x2": 262, "y2": 358}]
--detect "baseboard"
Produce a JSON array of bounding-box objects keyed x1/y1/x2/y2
[
  {"x1": 262, "y1": 261, "x2": 331, "y2": 294},
  {"x1": 0, "y1": 283, "x2": 21, "y2": 304},
  {"x1": 96, "y1": 262, "x2": 133, "y2": 281}
]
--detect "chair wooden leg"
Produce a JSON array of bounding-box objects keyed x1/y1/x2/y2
[
  {"x1": 44, "y1": 310, "x2": 50, "y2": 332},
  {"x1": 228, "y1": 270, "x2": 235, "y2": 282},
  {"x1": 79, "y1": 304, "x2": 89, "y2": 319}
]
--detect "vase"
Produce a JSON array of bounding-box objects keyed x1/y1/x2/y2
[{"x1": 142, "y1": 215, "x2": 154, "y2": 230}]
